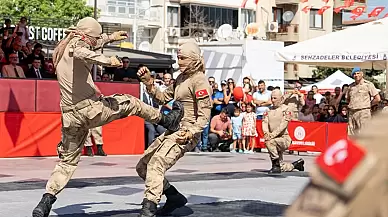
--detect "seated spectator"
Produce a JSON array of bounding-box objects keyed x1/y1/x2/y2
[
  {"x1": 305, "y1": 91, "x2": 316, "y2": 110},
  {"x1": 2, "y1": 53, "x2": 25, "y2": 78},
  {"x1": 143, "y1": 88, "x2": 166, "y2": 148},
  {"x1": 25, "y1": 57, "x2": 50, "y2": 79},
  {"x1": 312, "y1": 104, "x2": 320, "y2": 121},
  {"x1": 5, "y1": 40, "x2": 26, "y2": 64},
  {"x1": 318, "y1": 104, "x2": 329, "y2": 122},
  {"x1": 337, "y1": 105, "x2": 349, "y2": 122},
  {"x1": 26, "y1": 43, "x2": 45, "y2": 66},
  {"x1": 101, "y1": 73, "x2": 111, "y2": 82},
  {"x1": 113, "y1": 57, "x2": 138, "y2": 82},
  {"x1": 326, "y1": 105, "x2": 347, "y2": 123},
  {"x1": 208, "y1": 108, "x2": 232, "y2": 152},
  {"x1": 298, "y1": 105, "x2": 314, "y2": 122}
]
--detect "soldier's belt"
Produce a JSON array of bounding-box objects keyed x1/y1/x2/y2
[{"x1": 61, "y1": 99, "x2": 95, "y2": 113}]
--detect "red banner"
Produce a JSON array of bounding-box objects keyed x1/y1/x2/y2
[
  {"x1": 288, "y1": 122, "x2": 326, "y2": 152},
  {"x1": 0, "y1": 112, "x2": 145, "y2": 158},
  {"x1": 255, "y1": 120, "x2": 347, "y2": 152}
]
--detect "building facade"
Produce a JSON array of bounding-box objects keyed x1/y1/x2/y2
[{"x1": 89, "y1": 0, "x2": 367, "y2": 79}]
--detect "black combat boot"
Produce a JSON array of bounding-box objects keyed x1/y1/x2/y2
[
  {"x1": 268, "y1": 159, "x2": 281, "y2": 174},
  {"x1": 32, "y1": 193, "x2": 57, "y2": 217},
  {"x1": 292, "y1": 158, "x2": 305, "y2": 171},
  {"x1": 96, "y1": 144, "x2": 107, "y2": 156},
  {"x1": 158, "y1": 101, "x2": 184, "y2": 132},
  {"x1": 86, "y1": 146, "x2": 94, "y2": 157},
  {"x1": 138, "y1": 199, "x2": 157, "y2": 217},
  {"x1": 156, "y1": 185, "x2": 188, "y2": 216}
]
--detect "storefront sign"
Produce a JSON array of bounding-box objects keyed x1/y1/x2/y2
[
  {"x1": 298, "y1": 54, "x2": 384, "y2": 61},
  {"x1": 28, "y1": 26, "x2": 67, "y2": 42}
]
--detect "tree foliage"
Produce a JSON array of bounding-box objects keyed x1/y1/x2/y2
[
  {"x1": 0, "y1": 0, "x2": 96, "y2": 27},
  {"x1": 313, "y1": 66, "x2": 385, "y2": 89}
]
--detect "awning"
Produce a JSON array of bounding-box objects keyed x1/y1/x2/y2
[{"x1": 102, "y1": 46, "x2": 175, "y2": 68}]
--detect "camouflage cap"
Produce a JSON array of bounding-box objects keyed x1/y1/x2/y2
[{"x1": 75, "y1": 17, "x2": 102, "y2": 38}]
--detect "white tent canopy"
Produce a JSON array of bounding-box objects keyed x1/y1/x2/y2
[
  {"x1": 301, "y1": 70, "x2": 353, "y2": 92},
  {"x1": 275, "y1": 17, "x2": 388, "y2": 70}
]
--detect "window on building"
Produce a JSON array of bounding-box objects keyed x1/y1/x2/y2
[
  {"x1": 272, "y1": 8, "x2": 283, "y2": 25},
  {"x1": 309, "y1": 9, "x2": 323, "y2": 29},
  {"x1": 240, "y1": 9, "x2": 256, "y2": 27},
  {"x1": 167, "y1": 6, "x2": 179, "y2": 27},
  {"x1": 118, "y1": 7, "x2": 126, "y2": 13},
  {"x1": 108, "y1": 6, "x2": 116, "y2": 13}
]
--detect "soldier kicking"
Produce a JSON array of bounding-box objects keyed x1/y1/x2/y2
[
  {"x1": 262, "y1": 89, "x2": 304, "y2": 174},
  {"x1": 135, "y1": 41, "x2": 213, "y2": 217},
  {"x1": 32, "y1": 17, "x2": 184, "y2": 217}
]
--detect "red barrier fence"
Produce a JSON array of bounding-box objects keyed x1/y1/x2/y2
[
  {"x1": 0, "y1": 112, "x2": 145, "y2": 158},
  {"x1": 0, "y1": 78, "x2": 144, "y2": 158},
  {"x1": 0, "y1": 78, "x2": 140, "y2": 112},
  {"x1": 255, "y1": 120, "x2": 348, "y2": 152}
]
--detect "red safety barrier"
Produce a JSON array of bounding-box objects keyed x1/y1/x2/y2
[
  {"x1": 255, "y1": 120, "x2": 347, "y2": 152},
  {"x1": 0, "y1": 112, "x2": 144, "y2": 158},
  {"x1": 0, "y1": 79, "x2": 36, "y2": 112},
  {"x1": 0, "y1": 78, "x2": 141, "y2": 112},
  {"x1": 36, "y1": 80, "x2": 61, "y2": 112}
]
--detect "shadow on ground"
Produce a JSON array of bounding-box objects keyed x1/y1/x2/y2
[{"x1": 52, "y1": 200, "x2": 287, "y2": 217}]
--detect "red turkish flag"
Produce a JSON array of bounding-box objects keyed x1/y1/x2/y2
[
  {"x1": 322, "y1": 0, "x2": 329, "y2": 3},
  {"x1": 241, "y1": 0, "x2": 248, "y2": 8},
  {"x1": 368, "y1": 7, "x2": 385, "y2": 18},
  {"x1": 300, "y1": 0, "x2": 308, "y2": 2},
  {"x1": 384, "y1": 13, "x2": 388, "y2": 18},
  {"x1": 302, "y1": 6, "x2": 312, "y2": 13},
  {"x1": 350, "y1": 14, "x2": 361, "y2": 20},
  {"x1": 351, "y1": 6, "x2": 366, "y2": 16},
  {"x1": 318, "y1": 6, "x2": 331, "y2": 15},
  {"x1": 195, "y1": 89, "x2": 209, "y2": 98},
  {"x1": 344, "y1": 0, "x2": 354, "y2": 7},
  {"x1": 316, "y1": 139, "x2": 366, "y2": 184},
  {"x1": 254, "y1": 0, "x2": 259, "y2": 4},
  {"x1": 334, "y1": 6, "x2": 346, "y2": 13}
]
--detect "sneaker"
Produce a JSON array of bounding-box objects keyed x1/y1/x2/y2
[
  {"x1": 244, "y1": 150, "x2": 250, "y2": 154},
  {"x1": 238, "y1": 149, "x2": 244, "y2": 153},
  {"x1": 230, "y1": 149, "x2": 236, "y2": 153}
]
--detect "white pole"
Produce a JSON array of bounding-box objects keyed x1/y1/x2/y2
[{"x1": 133, "y1": 0, "x2": 137, "y2": 50}]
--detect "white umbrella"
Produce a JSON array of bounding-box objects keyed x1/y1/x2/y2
[{"x1": 275, "y1": 17, "x2": 388, "y2": 70}]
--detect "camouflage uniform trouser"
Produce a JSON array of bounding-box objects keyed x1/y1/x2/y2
[
  {"x1": 84, "y1": 126, "x2": 103, "y2": 147},
  {"x1": 45, "y1": 94, "x2": 161, "y2": 196},
  {"x1": 265, "y1": 135, "x2": 294, "y2": 172},
  {"x1": 136, "y1": 126, "x2": 199, "y2": 204},
  {"x1": 348, "y1": 108, "x2": 371, "y2": 136}
]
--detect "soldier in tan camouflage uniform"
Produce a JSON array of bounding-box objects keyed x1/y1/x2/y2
[
  {"x1": 346, "y1": 67, "x2": 380, "y2": 135},
  {"x1": 282, "y1": 83, "x2": 305, "y2": 120},
  {"x1": 84, "y1": 126, "x2": 106, "y2": 156},
  {"x1": 262, "y1": 89, "x2": 305, "y2": 174},
  {"x1": 285, "y1": 109, "x2": 388, "y2": 217},
  {"x1": 32, "y1": 17, "x2": 184, "y2": 217},
  {"x1": 135, "y1": 41, "x2": 212, "y2": 217}
]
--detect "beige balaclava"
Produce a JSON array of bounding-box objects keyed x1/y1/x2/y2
[
  {"x1": 271, "y1": 89, "x2": 283, "y2": 107},
  {"x1": 177, "y1": 42, "x2": 205, "y2": 75},
  {"x1": 52, "y1": 17, "x2": 102, "y2": 69}
]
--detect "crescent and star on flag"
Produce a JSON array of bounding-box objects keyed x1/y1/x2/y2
[{"x1": 240, "y1": 0, "x2": 386, "y2": 20}]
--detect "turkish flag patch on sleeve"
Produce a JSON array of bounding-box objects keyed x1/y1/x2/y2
[
  {"x1": 195, "y1": 89, "x2": 209, "y2": 99},
  {"x1": 316, "y1": 139, "x2": 366, "y2": 184}
]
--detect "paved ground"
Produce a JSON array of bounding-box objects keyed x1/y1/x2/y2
[{"x1": 0, "y1": 152, "x2": 316, "y2": 217}]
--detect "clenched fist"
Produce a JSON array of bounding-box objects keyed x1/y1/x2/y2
[
  {"x1": 137, "y1": 66, "x2": 153, "y2": 86},
  {"x1": 176, "y1": 130, "x2": 193, "y2": 145},
  {"x1": 109, "y1": 31, "x2": 128, "y2": 42},
  {"x1": 110, "y1": 56, "x2": 122, "y2": 67}
]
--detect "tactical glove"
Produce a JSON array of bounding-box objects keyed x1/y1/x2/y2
[
  {"x1": 109, "y1": 31, "x2": 128, "y2": 42},
  {"x1": 110, "y1": 55, "x2": 122, "y2": 67}
]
